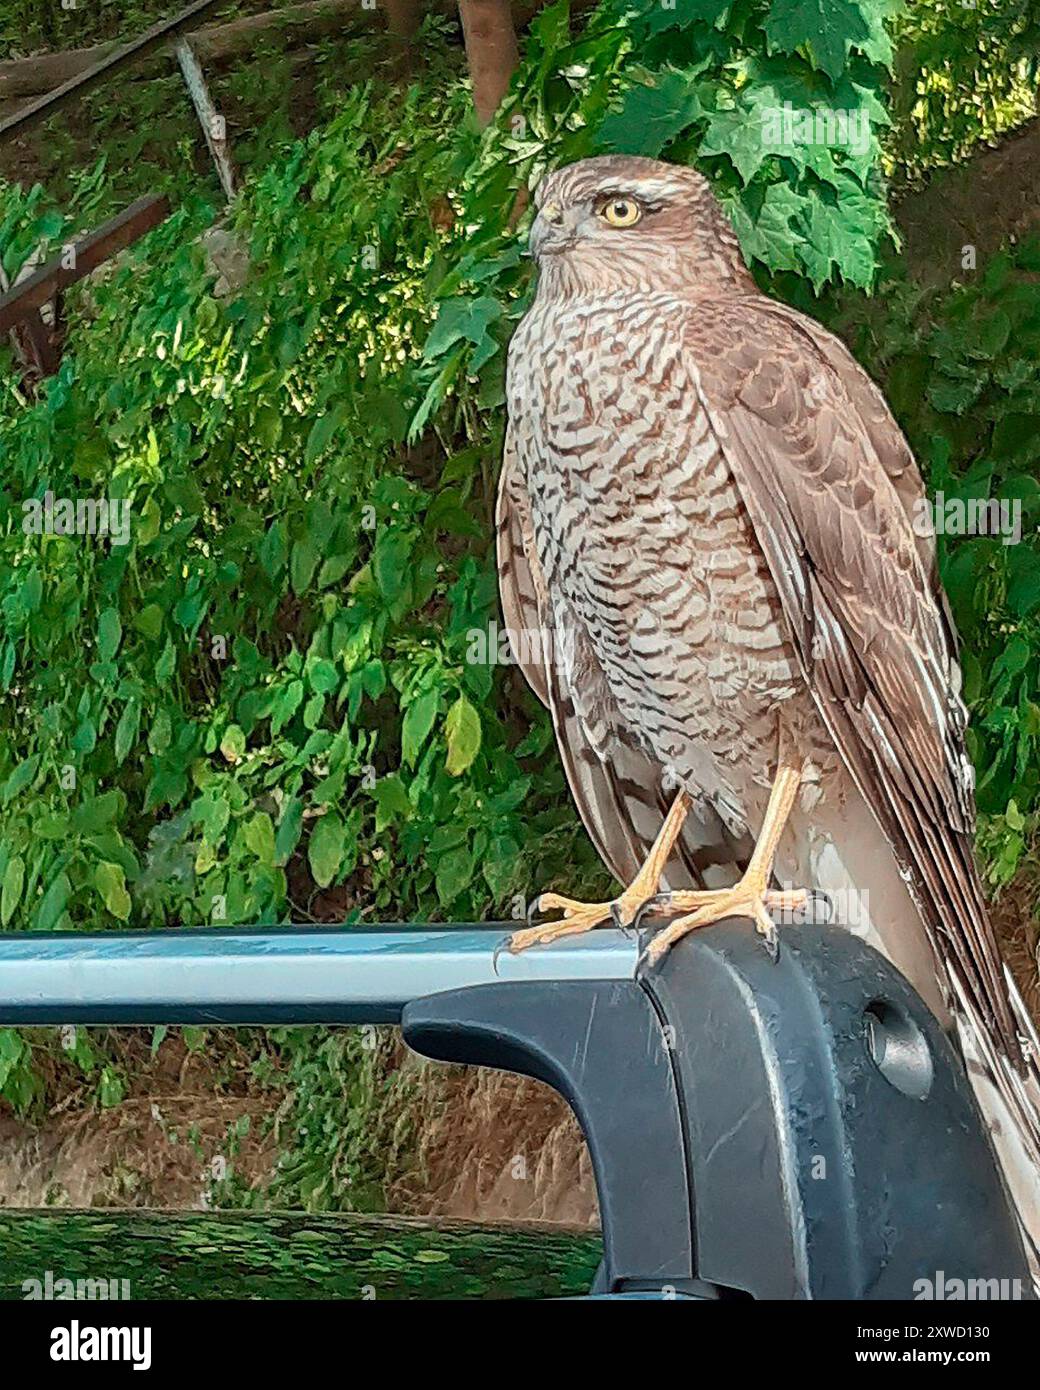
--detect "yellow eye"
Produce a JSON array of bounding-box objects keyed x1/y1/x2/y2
[{"x1": 599, "y1": 198, "x2": 642, "y2": 228}]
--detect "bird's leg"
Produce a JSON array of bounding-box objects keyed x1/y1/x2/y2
[
  {"x1": 506, "y1": 791, "x2": 691, "y2": 952},
  {"x1": 641, "y1": 741, "x2": 807, "y2": 968}
]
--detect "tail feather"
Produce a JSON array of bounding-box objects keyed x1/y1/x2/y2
[
  {"x1": 955, "y1": 968, "x2": 1040, "y2": 1288},
  {"x1": 788, "y1": 786, "x2": 1040, "y2": 1284}
]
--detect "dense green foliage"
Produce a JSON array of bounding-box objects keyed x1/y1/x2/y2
[
  {"x1": 890, "y1": 0, "x2": 1039, "y2": 184},
  {"x1": 2, "y1": 68, "x2": 549, "y2": 938},
  {"x1": 418, "y1": 0, "x2": 896, "y2": 430},
  {"x1": 0, "y1": 0, "x2": 1037, "y2": 1208},
  {"x1": 0, "y1": 1209, "x2": 602, "y2": 1298}
]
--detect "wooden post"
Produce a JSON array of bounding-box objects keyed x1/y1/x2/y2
[
  {"x1": 0, "y1": 250, "x2": 59, "y2": 382},
  {"x1": 175, "y1": 39, "x2": 236, "y2": 202}
]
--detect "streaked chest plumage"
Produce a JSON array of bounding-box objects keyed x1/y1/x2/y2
[{"x1": 506, "y1": 290, "x2": 834, "y2": 823}]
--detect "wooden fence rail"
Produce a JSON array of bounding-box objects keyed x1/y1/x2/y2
[
  {"x1": 0, "y1": 0, "x2": 228, "y2": 141},
  {"x1": 0, "y1": 196, "x2": 170, "y2": 337}
]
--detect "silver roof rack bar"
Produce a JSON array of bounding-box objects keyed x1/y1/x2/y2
[{"x1": 0, "y1": 924, "x2": 638, "y2": 1026}]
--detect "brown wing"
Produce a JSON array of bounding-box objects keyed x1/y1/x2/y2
[
  {"x1": 496, "y1": 426, "x2": 747, "y2": 891},
  {"x1": 682, "y1": 293, "x2": 1023, "y2": 1066}
]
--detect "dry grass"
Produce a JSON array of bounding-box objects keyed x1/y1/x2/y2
[
  {"x1": 383, "y1": 1047, "x2": 598, "y2": 1228},
  {"x1": 0, "y1": 1031, "x2": 277, "y2": 1209}
]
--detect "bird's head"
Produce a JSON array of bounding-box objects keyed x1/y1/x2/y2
[{"x1": 529, "y1": 155, "x2": 751, "y2": 298}]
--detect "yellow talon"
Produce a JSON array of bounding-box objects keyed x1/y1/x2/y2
[{"x1": 506, "y1": 793, "x2": 694, "y2": 954}]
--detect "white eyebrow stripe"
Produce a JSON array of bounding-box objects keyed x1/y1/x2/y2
[
  {"x1": 581, "y1": 176, "x2": 692, "y2": 202},
  {"x1": 627, "y1": 177, "x2": 691, "y2": 196}
]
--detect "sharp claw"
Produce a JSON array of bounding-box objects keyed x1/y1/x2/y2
[
  {"x1": 632, "y1": 892, "x2": 671, "y2": 930},
  {"x1": 610, "y1": 897, "x2": 646, "y2": 930},
  {"x1": 492, "y1": 936, "x2": 508, "y2": 975},
  {"x1": 761, "y1": 923, "x2": 780, "y2": 963},
  {"x1": 804, "y1": 889, "x2": 833, "y2": 925},
  {"x1": 635, "y1": 942, "x2": 657, "y2": 977}
]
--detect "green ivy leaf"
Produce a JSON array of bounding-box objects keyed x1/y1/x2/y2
[
  {"x1": 155, "y1": 638, "x2": 176, "y2": 687},
  {"x1": 271, "y1": 679, "x2": 304, "y2": 735},
  {"x1": 373, "y1": 530, "x2": 413, "y2": 604},
  {"x1": 424, "y1": 296, "x2": 501, "y2": 363},
  {"x1": 114, "y1": 699, "x2": 141, "y2": 764},
  {"x1": 243, "y1": 813, "x2": 276, "y2": 865},
  {"x1": 435, "y1": 845, "x2": 474, "y2": 906},
  {"x1": 198, "y1": 792, "x2": 230, "y2": 843},
  {"x1": 291, "y1": 536, "x2": 319, "y2": 596},
  {"x1": 36, "y1": 871, "x2": 71, "y2": 931},
  {"x1": 97, "y1": 607, "x2": 122, "y2": 662},
  {"x1": 308, "y1": 811, "x2": 345, "y2": 888},
  {"x1": 259, "y1": 521, "x2": 287, "y2": 579},
  {"x1": 401, "y1": 689, "x2": 439, "y2": 765},
  {"x1": 134, "y1": 604, "x2": 164, "y2": 639},
  {"x1": 256, "y1": 404, "x2": 283, "y2": 449},
  {"x1": 1008, "y1": 549, "x2": 1040, "y2": 618},
  {"x1": 1, "y1": 856, "x2": 24, "y2": 927},
  {"x1": 308, "y1": 659, "x2": 339, "y2": 694},
  {"x1": 2, "y1": 757, "x2": 38, "y2": 805},
  {"x1": 305, "y1": 408, "x2": 344, "y2": 465},
  {"x1": 373, "y1": 774, "x2": 412, "y2": 832},
  {"x1": 274, "y1": 797, "x2": 304, "y2": 865},
  {"x1": 95, "y1": 861, "x2": 132, "y2": 921},
  {"x1": 444, "y1": 695, "x2": 481, "y2": 776},
  {"x1": 72, "y1": 716, "x2": 97, "y2": 754},
  {"x1": 483, "y1": 835, "x2": 520, "y2": 899},
  {"x1": 0, "y1": 641, "x2": 14, "y2": 692},
  {"x1": 220, "y1": 725, "x2": 246, "y2": 763},
  {"x1": 360, "y1": 660, "x2": 386, "y2": 701},
  {"x1": 926, "y1": 375, "x2": 983, "y2": 415}
]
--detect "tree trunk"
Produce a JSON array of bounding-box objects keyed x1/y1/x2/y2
[
  {"x1": 457, "y1": 0, "x2": 519, "y2": 126},
  {"x1": 385, "y1": 0, "x2": 423, "y2": 40}
]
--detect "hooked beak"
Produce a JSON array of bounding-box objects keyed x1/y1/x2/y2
[{"x1": 529, "y1": 200, "x2": 575, "y2": 259}]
